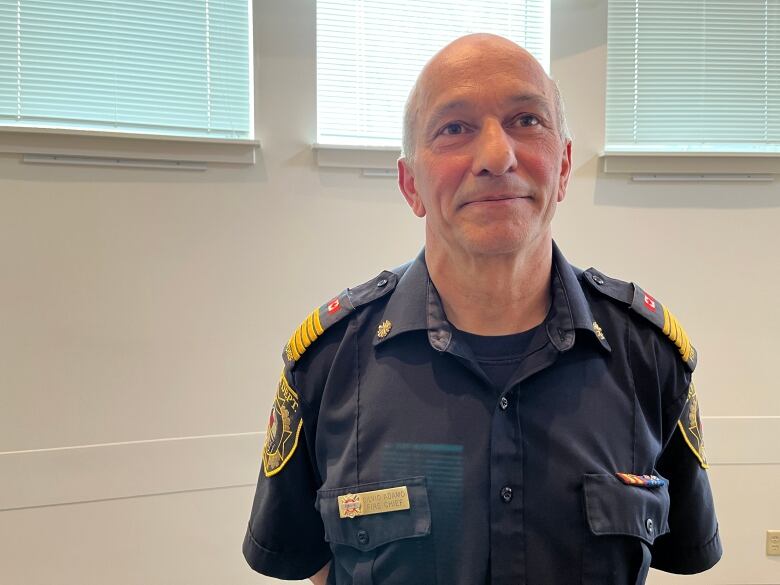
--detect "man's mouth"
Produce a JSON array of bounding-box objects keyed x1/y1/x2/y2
[{"x1": 462, "y1": 194, "x2": 530, "y2": 207}]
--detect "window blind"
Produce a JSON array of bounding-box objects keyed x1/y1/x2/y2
[
  {"x1": 317, "y1": 0, "x2": 550, "y2": 148},
  {"x1": 606, "y1": 0, "x2": 780, "y2": 153},
  {"x1": 0, "y1": 0, "x2": 251, "y2": 140}
]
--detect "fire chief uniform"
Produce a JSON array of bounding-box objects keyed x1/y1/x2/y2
[{"x1": 243, "y1": 243, "x2": 721, "y2": 585}]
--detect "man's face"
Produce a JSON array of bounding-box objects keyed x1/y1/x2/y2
[{"x1": 398, "y1": 37, "x2": 571, "y2": 258}]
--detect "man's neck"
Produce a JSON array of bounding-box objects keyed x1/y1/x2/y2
[{"x1": 425, "y1": 238, "x2": 553, "y2": 336}]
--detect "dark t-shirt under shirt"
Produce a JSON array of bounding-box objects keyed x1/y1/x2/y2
[{"x1": 454, "y1": 324, "x2": 545, "y2": 391}]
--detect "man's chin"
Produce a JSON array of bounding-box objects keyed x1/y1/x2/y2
[
  {"x1": 459, "y1": 234, "x2": 532, "y2": 257},
  {"x1": 453, "y1": 222, "x2": 552, "y2": 257}
]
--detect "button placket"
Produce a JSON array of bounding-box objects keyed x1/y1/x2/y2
[{"x1": 489, "y1": 341, "x2": 564, "y2": 583}]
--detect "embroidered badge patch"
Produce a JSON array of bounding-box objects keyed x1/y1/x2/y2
[
  {"x1": 616, "y1": 473, "x2": 667, "y2": 488},
  {"x1": 262, "y1": 374, "x2": 303, "y2": 477},
  {"x1": 678, "y1": 382, "x2": 709, "y2": 469},
  {"x1": 337, "y1": 486, "x2": 410, "y2": 519}
]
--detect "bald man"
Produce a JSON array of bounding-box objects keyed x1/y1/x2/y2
[{"x1": 243, "y1": 34, "x2": 721, "y2": 585}]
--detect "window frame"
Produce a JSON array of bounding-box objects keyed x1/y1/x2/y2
[
  {"x1": 0, "y1": 0, "x2": 257, "y2": 168},
  {"x1": 602, "y1": 0, "x2": 780, "y2": 177}
]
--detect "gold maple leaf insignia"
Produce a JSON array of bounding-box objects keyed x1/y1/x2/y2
[{"x1": 377, "y1": 320, "x2": 393, "y2": 339}]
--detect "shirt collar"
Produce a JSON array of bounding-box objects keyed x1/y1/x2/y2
[
  {"x1": 548, "y1": 241, "x2": 612, "y2": 353},
  {"x1": 373, "y1": 249, "x2": 449, "y2": 348},
  {"x1": 374, "y1": 243, "x2": 611, "y2": 353}
]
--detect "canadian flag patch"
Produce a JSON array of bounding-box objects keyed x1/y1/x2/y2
[
  {"x1": 327, "y1": 298, "x2": 341, "y2": 314},
  {"x1": 643, "y1": 292, "x2": 657, "y2": 313}
]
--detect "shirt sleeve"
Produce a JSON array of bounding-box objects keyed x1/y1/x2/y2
[
  {"x1": 650, "y1": 390, "x2": 722, "y2": 574},
  {"x1": 242, "y1": 371, "x2": 331, "y2": 580}
]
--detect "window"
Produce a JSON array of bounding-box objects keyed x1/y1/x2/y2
[
  {"x1": 0, "y1": 0, "x2": 252, "y2": 141},
  {"x1": 606, "y1": 0, "x2": 780, "y2": 154},
  {"x1": 316, "y1": 0, "x2": 550, "y2": 149}
]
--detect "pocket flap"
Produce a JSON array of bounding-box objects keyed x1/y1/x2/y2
[
  {"x1": 316, "y1": 476, "x2": 431, "y2": 551},
  {"x1": 583, "y1": 473, "x2": 670, "y2": 545}
]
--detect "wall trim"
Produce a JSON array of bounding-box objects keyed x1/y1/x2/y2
[{"x1": 0, "y1": 431, "x2": 264, "y2": 512}]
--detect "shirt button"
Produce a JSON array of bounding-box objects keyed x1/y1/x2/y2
[
  {"x1": 357, "y1": 529, "x2": 370, "y2": 545},
  {"x1": 499, "y1": 396, "x2": 509, "y2": 410},
  {"x1": 377, "y1": 278, "x2": 388, "y2": 287},
  {"x1": 592, "y1": 274, "x2": 605, "y2": 286},
  {"x1": 500, "y1": 486, "x2": 513, "y2": 503},
  {"x1": 646, "y1": 518, "x2": 654, "y2": 534}
]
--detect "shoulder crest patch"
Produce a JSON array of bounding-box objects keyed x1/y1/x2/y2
[
  {"x1": 677, "y1": 383, "x2": 709, "y2": 469},
  {"x1": 263, "y1": 373, "x2": 303, "y2": 477}
]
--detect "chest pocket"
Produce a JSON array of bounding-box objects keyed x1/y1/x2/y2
[
  {"x1": 582, "y1": 473, "x2": 670, "y2": 585},
  {"x1": 315, "y1": 476, "x2": 436, "y2": 585}
]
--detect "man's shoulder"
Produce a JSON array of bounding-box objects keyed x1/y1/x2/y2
[
  {"x1": 580, "y1": 266, "x2": 697, "y2": 372},
  {"x1": 282, "y1": 262, "x2": 413, "y2": 372}
]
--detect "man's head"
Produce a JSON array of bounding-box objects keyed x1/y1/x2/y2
[
  {"x1": 402, "y1": 45, "x2": 571, "y2": 163},
  {"x1": 398, "y1": 33, "x2": 572, "y2": 259}
]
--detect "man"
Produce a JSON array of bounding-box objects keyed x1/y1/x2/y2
[{"x1": 243, "y1": 34, "x2": 721, "y2": 585}]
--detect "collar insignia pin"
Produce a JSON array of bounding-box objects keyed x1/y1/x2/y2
[
  {"x1": 592, "y1": 321, "x2": 606, "y2": 341},
  {"x1": 377, "y1": 320, "x2": 392, "y2": 339}
]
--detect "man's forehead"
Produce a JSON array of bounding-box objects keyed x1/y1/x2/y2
[
  {"x1": 418, "y1": 68, "x2": 553, "y2": 124},
  {"x1": 417, "y1": 38, "x2": 552, "y2": 108},
  {"x1": 425, "y1": 91, "x2": 551, "y2": 119}
]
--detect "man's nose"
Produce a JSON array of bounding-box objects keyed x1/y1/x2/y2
[{"x1": 471, "y1": 120, "x2": 518, "y2": 176}]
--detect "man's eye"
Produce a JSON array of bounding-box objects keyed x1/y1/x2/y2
[
  {"x1": 441, "y1": 123, "x2": 465, "y2": 135},
  {"x1": 512, "y1": 114, "x2": 540, "y2": 127}
]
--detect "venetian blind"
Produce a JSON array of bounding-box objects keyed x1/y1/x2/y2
[
  {"x1": 606, "y1": 0, "x2": 780, "y2": 153},
  {"x1": 0, "y1": 0, "x2": 251, "y2": 139},
  {"x1": 317, "y1": 0, "x2": 550, "y2": 148}
]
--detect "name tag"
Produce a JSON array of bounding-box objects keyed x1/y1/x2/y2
[{"x1": 337, "y1": 486, "x2": 410, "y2": 519}]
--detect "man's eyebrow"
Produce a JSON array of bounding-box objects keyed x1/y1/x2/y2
[
  {"x1": 424, "y1": 99, "x2": 469, "y2": 134},
  {"x1": 508, "y1": 93, "x2": 553, "y2": 116},
  {"x1": 424, "y1": 93, "x2": 554, "y2": 134}
]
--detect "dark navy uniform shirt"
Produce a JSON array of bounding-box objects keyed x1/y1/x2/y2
[{"x1": 243, "y1": 243, "x2": 721, "y2": 585}]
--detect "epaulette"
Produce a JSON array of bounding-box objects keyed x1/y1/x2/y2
[
  {"x1": 583, "y1": 268, "x2": 697, "y2": 372},
  {"x1": 282, "y1": 270, "x2": 399, "y2": 370}
]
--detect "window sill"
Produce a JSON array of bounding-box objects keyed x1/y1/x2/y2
[
  {"x1": 0, "y1": 128, "x2": 259, "y2": 168},
  {"x1": 311, "y1": 147, "x2": 780, "y2": 180},
  {"x1": 313, "y1": 143, "x2": 401, "y2": 173},
  {"x1": 600, "y1": 151, "x2": 780, "y2": 177}
]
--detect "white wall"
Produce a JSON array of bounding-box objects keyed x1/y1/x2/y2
[{"x1": 0, "y1": 0, "x2": 777, "y2": 583}]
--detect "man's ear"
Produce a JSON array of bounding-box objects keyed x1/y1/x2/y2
[
  {"x1": 398, "y1": 158, "x2": 426, "y2": 218},
  {"x1": 557, "y1": 140, "x2": 572, "y2": 203}
]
